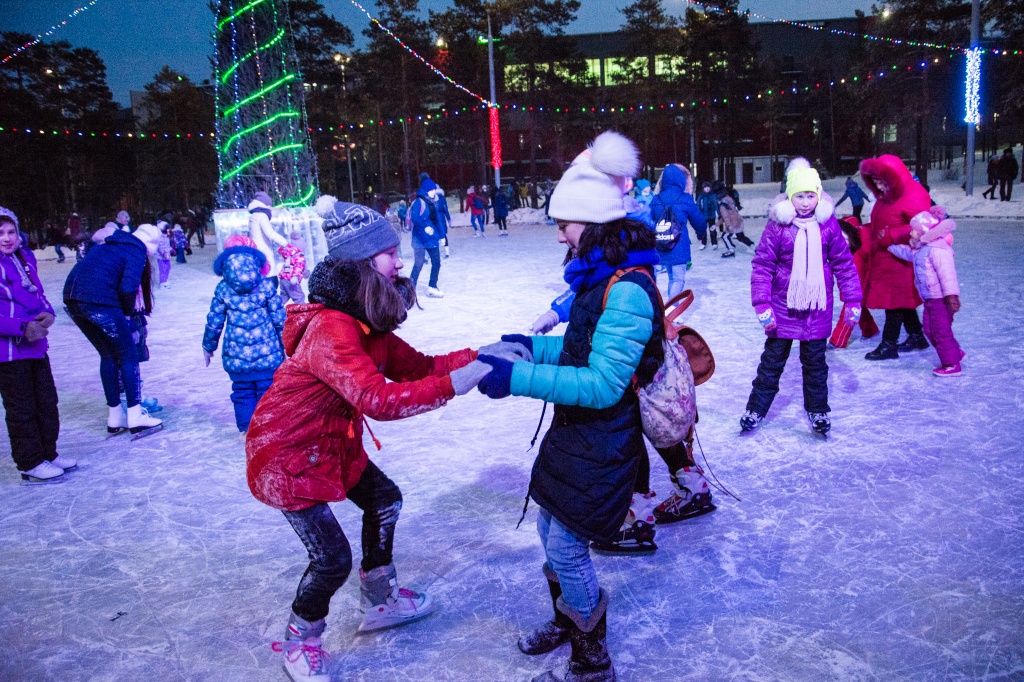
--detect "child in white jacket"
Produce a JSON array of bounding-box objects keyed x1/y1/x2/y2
[{"x1": 888, "y1": 206, "x2": 964, "y2": 377}]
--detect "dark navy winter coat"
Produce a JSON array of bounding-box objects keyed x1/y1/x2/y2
[
  {"x1": 493, "y1": 190, "x2": 510, "y2": 218},
  {"x1": 202, "y1": 246, "x2": 285, "y2": 380},
  {"x1": 650, "y1": 165, "x2": 707, "y2": 267},
  {"x1": 63, "y1": 229, "x2": 148, "y2": 314},
  {"x1": 513, "y1": 267, "x2": 664, "y2": 542}
]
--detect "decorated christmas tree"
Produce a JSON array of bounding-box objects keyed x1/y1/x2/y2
[{"x1": 213, "y1": 0, "x2": 317, "y2": 209}]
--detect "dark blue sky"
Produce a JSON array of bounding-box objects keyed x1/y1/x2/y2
[{"x1": 3, "y1": 0, "x2": 877, "y2": 104}]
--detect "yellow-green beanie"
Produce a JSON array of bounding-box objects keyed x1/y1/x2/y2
[{"x1": 786, "y1": 167, "x2": 822, "y2": 200}]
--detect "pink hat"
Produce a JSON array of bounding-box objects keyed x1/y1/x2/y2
[{"x1": 223, "y1": 234, "x2": 270, "y2": 276}]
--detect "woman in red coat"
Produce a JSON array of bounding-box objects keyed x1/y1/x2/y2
[
  {"x1": 859, "y1": 155, "x2": 931, "y2": 360},
  {"x1": 246, "y1": 199, "x2": 503, "y2": 681}
]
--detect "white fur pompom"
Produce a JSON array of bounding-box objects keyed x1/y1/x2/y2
[
  {"x1": 588, "y1": 131, "x2": 640, "y2": 179},
  {"x1": 786, "y1": 157, "x2": 811, "y2": 174},
  {"x1": 314, "y1": 194, "x2": 338, "y2": 218},
  {"x1": 775, "y1": 199, "x2": 797, "y2": 225},
  {"x1": 815, "y1": 199, "x2": 834, "y2": 224}
]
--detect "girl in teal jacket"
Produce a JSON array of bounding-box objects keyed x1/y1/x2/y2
[{"x1": 477, "y1": 132, "x2": 661, "y2": 682}]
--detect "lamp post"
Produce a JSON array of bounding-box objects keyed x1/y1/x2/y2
[
  {"x1": 334, "y1": 53, "x2": 355, "y2": 201},
  {"x1": 964, "y1": 0, "x2": 981, "y2": 196}
]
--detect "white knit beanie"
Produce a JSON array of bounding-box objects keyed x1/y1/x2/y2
[{"x1": 548, "y1": 131, "x2": 641, "y2": 224}]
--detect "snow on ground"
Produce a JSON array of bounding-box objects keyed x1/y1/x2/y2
[{"x1": 2, "y1": 212, "x2": 1024, "y2": 681}]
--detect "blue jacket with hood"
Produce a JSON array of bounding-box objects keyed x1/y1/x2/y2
[
  {"x1": 202, "y1": 245, "x2": 286, "y2": 380},
  {"x1": 411, "y1": 187, "x2": 444, "y2": 249},
  {"x1": 650, "y1": 165, "x2": 708, "y2": 266},
  {"x1": 63, "y1": 229, "x2": 148, "y2": 314}
]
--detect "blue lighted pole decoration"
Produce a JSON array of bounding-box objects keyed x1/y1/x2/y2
[
  {"x1": 964, "y1": 0, "x2": 980, "y2": 196},
  {"x1": 213, "y1": 0, "x2": 318, "y2": 208}
]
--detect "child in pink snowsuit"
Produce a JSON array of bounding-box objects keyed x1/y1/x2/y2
[
  {"x1": 277, "y1": 230, "x2": 308, "y2": 305},
  {"x1": 887, "y1": 207, "x2": 964, "y2": 377}
]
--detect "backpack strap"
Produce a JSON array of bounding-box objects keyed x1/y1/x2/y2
[{"x1": 601, "y1": 266, "x2": 658, "y2": 309}]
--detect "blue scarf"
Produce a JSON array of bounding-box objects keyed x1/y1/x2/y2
[{"x1": 563, "y1": 247, "x2": 660, "y2": 293}]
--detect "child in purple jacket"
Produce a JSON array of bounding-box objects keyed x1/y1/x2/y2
[
  {"x1": 0, "y1": 208, "x2": 76, "y2": 483},
  {"x1": 741, "y1": 167, "x2": 862, "y2": 436}
]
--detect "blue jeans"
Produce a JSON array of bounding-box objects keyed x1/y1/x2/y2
[
  {"x1": 230, "y1": 377, "x2": 273, "y2": 432},
  {"x1": 411, "y1": 241, "x2": 440, "y2": 288},
  {"x1": 54, "y1": 244, "x2": 64, "y2": 261},
  {"x1": 66, "y1": 302, "x2": 141, "y2": 408},
  {"x1": 537, "y1": 507, "x2": 601, "y2": 619},
  {"x1": 471, "y1": 214, "x2": 485, "y2": 232},
  {"x1": 667, "y1": 263, "x2": 687, "y2": 299}
]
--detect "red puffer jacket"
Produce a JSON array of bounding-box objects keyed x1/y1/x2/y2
[
  {"x1": 859, "y1": 155, "x2": 930, "y2": 310},
  {"x1": 246, "y1": 303, "x2": 476, "y2": 511}
]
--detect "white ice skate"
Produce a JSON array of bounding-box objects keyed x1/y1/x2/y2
[
  {"x1": 107, "y1": 405, "x2": 128, "y2": 437},
  {"x1": 127, "y1": 404, "x2": 163, "y2": 440},
  {"x1": 358, "y1": 564, "x2": 435, "y2": 632},
  {"x1": 427, "y1": 287, "x2": 444, "y2": 298},
  {"x1": 20, "y1": 460, "x2": 65, "y2": 484},
  {"x1": 50, "y1": 454, "x2": 78, "y2": 471}
]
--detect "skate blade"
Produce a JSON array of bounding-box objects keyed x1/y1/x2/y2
[
  {"x1": 357, "y1": 603, "x2": 437, "y2": 633},
  {"x1": 655, "y1": 503, "x2": 717, "y2": 525},
  {"x1": 106, "y1": 427, "x2": 128, "y2": 440},
  {"x1": 590, "y1": 541, "x2": 658, "y2": 556},
  {"x1": 130, "y1": 423, "x2": 164, "y2": 441},
  {"x1": 20, "y1": 473, "x2": 66, "y2": 485}
]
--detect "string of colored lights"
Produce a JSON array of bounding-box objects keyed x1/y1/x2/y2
[
  {"x1": 679, "y1": 0, "x2": 1023, "y2": 56},
  {"x1": 1, "y1": 1, "x2": 103, "y2": 65},
  {"x1": 0, "y1": 54, "x2": 968, "y2": 139},
  {"x1": 218, "y1": 0, "x2": 269, "y2": 31},
  {"x1": 346, "y1": 0, "x2": 494, "y2": 107}
]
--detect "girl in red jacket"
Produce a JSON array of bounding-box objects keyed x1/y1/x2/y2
[{"x1": 246, "y1": 199, "x2": 495, "y2": 681}]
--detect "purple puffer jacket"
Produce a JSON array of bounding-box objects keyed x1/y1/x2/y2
[
  {"x1": 0, "y1": 248, "x2": 55, "y2": 362},
  {"x1": 751, "y1": 215, "x2": 862, "y2": 341}
]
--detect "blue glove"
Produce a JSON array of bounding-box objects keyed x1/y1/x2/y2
[
  {"x1": 500, "y1": 334, "x2": 533, "y2": 356},
  {"x1": 477, "y1": 354, "x2": 513, "y2": 399}
]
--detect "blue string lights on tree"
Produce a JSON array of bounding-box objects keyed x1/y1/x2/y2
[{"x1": 213, "y1": 0, "x2": 318, "y2": 209}]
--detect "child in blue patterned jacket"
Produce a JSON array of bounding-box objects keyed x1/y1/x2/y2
[{"x1": 202, "y1": 235, "x2": 286, "y2": 434}]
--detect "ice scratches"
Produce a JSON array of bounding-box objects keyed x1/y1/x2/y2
[{"x1": 5, "y1": 215, "x2": 1024, "y2": 680}]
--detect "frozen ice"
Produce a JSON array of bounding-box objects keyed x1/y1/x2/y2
[{"x1": 2, "y1": 186, "x2": 1023, "y2": 680}]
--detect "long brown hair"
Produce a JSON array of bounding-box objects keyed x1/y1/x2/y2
[{"x1": 355, "y1": 259, "x2": 417, "y2": 333}]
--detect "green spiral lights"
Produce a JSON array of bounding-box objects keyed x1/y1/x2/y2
[{"x1": 213, "y1": 0, "x2": 317, "y2": 208}]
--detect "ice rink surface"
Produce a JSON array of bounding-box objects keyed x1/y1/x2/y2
[{"x1": 2, "y1": 209, "x2": 1023, "y2": 681}]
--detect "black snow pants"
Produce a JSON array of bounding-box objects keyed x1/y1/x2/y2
[{"x1": 0, "y1": 357, "x2": 60, "y2": 472}]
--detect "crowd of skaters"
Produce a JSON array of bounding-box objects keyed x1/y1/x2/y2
[{"x1": 0, "y1": 127, "x2": 981, "y2": 681}]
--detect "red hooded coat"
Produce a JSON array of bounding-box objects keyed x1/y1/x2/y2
[
  {"x1": 859, "y1": 155, "x2": 929, "y2": 310},
  {"x1": 246, "y1": 303, "x2": 476, "y2": 511}
]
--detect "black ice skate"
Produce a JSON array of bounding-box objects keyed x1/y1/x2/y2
[
  {"x1": 739, "y1": 410, "x2": 764, "y2": 432},
  {"x1": 654, "y1": 466, "x2": 717, "y2": 524},
  {"x1": 808, "y1": 412, "x2": 831, "y2": 437},
  {"x1": 591, "y1": 492, "x2": 658, "y2": 555},
  {"x1": 590, "y1": 519, "x2": 657, "y2": 555}
]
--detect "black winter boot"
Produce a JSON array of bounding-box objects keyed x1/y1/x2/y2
[
  {"x1": 531, "y1": 590, "x2": 616, "y2": 682},
  {"x1": 865, "y1": 341, "x2": 899, "y2": 361},
  {"x1": 896, "y1": 333, "x2": 929, "y2": 352},
  {"x1": 518, "y1": 564, "x2": 572, "y2": 655}
]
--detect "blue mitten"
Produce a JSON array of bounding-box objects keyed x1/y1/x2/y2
[
  {"x1": 500, "y1": 334, "x2": 533, "y2": 356},
  {"x1": 477, "y1": 354, "x2": 514, "y2": 399}
]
